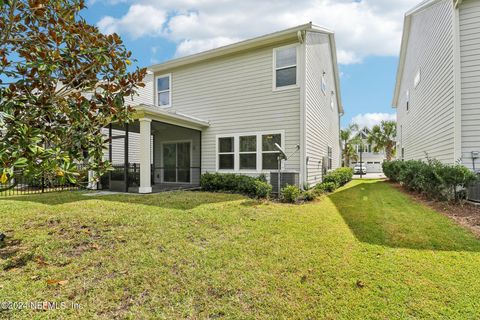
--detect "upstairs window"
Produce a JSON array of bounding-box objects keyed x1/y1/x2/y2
[
  {"x1": 218, "y1": 137, "x2": 234, "y2": 170},
  {"x1": 274, "y1": 46, "x2": 297, "y2": 89},
  {"x1": 157, "y1": 74, "x2": 171, "y2": 107}
]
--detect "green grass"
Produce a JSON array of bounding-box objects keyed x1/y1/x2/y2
[{"x1": 1, "y1": 180, "x2": 480, "y2": 319}]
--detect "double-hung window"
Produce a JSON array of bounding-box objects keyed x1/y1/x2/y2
[
  {"x1": 274, "y1": 46, "x2": 297, "y2": 89},
  {"x1": 157, "y1": 74, "x2": 171, "y2": 107},
  {"x1": 218, "y1": 137, "x2": 234, "y2": 170},
  {"x1": 262, "y1": 134, "x2": 282, "y2": 170},
  {"x1": 239, "y1": 136, "x2": 257, "y2": 170}
]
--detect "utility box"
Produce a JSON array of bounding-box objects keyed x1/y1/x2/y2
[
  {"x1": 467, "y1": 173, "x2": 480, "y2": 203},
  {"x1": 270, "y1": 171, "x2": 300, "y2": 194}
]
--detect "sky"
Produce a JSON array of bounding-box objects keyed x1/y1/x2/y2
[{"x1": 80, "y1": 0, "x2": 420, "y2": 129}]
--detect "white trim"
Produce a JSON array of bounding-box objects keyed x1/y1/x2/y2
[
  {"x1": 155, "y1": 73, "x2": 172, "y2": 108},
  {"x1": 272, "y1": 44, "x2": 300, "y2": 91},
  {"x1": 149, "y1": 22, "x2": 333, "y2": 73},
  {"x1": 134, "y1": 105, "x2": 209, "y2": 130},
  {"x1": 215, "y1": 130, "x2": 286, "y2": 173},
  {"x1": 453, "y1": 4, "x2": 462, "y2": 162},
  {"x1": 299, "y1": 39, "x2": 307, "y2": 187},
  {"x1": 160, "y1": 139, "x2": 193, "y2": 184}
]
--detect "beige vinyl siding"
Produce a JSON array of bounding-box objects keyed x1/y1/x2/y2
[
  {"x1": 460, "y1": 0, "x2": 480, "y2": 170},
  {"x1": 156, "y1": 41, "x2": 301, "y2": 174},
  {"x1": 396, "y1": 0, "x2": 455, "y2": 164},
  {"x1": 304, "y1": 32, "x2": 340, "y2": 185},
  {"x1": 129, "y1": 73, "x2": 154, "y2": 106}
]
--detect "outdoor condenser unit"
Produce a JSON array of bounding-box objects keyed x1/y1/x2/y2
[
  {"x1": 270, "y1": 171, "x2": 300, "y2": 194},
  {"x1": 467, "y1": 173, "x2": 480, "y2": 203}
]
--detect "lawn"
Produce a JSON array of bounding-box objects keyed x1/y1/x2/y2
[{"x1": 1, "y1": 180, "x2": 480, "y2": 319}]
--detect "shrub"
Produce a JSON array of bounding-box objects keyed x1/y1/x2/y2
[
  {"x1": 253, "y1": 180, "x2": 272, "y2": 199},
  {"x1": 200, "y1": 173, "x2": 271, "y2": 199},
  {"x1": 439, "y1": 164, "x2": 478, "y2": 201},
  {"x1": 316, "y1": 181, "x2": 338, "y2": 193},
  {"x1": 281, "y1": 184, "x2": 302, "y2": 203},
  {"x1": 323, "y1": 167, "x2": 353, "y2": 187},
  {"x1": 399, "y1": 160, "x2": 428, "y2": 192},
  {"x1": 383, "y1": 159, "x2": 478, "y2": 202},
  {"x1": 303, "y1": 189, "x2": 317, "y2": 201},
  {"x1": 382, "y1": 160, "x2": 405, "y2": 183}
]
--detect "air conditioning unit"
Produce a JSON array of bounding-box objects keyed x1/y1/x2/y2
[
  {"x1": 467, "y1": 173, "x2": 480, "y2": 203},
  {"x1": 270, "y1": 171, "x2": 300, "y2": 194}
]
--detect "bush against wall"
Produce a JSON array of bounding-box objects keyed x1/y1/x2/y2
[
  {"x1": 322, "y1": 167, "x2": 353, "y2": 187},
  {"x1": 201, "y1": 173, "x2": 272, "y2": 199},
  {"x1": 383, "y1": 160, "x2": 478, "y2": 201}
]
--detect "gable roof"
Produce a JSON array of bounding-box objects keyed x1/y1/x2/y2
[
  {"x1": 392, "y1": 0, "x2": 459, "y2": 107},
  {"x1": 148, "y1": 22, "x2": 344, "y2": 114}
]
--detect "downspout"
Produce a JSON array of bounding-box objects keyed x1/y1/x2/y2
[
  {"x1": 453, "y1": 1, "x2": 462, "y2": 164},
  {"x1": 299, "y1": 30, "x2": 307, "y2": 189}
]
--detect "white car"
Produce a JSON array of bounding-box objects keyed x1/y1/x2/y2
[{"x1": 354, "y1": 163, "x2": 367, "y2": 175}]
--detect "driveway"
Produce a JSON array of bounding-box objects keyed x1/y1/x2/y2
[{"x1": 353, "y1": 172, "x2": 386, "y2": 179}]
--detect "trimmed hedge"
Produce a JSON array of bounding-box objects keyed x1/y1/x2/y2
[
  {"x1": 383, "y1": 159, "x2": 478, "y2": 201},
  {"x1": 201, "y1": 172, "x2": 272, "y2": 199},
  {"x1": 322, "y1": 167, "x2": 353, "y2": 187}
]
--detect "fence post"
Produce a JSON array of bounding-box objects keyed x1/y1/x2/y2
[{"x1": 41, "y1": 173, "x2": 45, "y2": 193}]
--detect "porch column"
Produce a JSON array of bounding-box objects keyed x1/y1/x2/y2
[{"x1": 139, "y1": 118, "x2": 152, "y2": 194}]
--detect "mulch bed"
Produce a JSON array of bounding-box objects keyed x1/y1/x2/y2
[{"x1": 389, "y1": 182, "x2": 480, "y2": 238}]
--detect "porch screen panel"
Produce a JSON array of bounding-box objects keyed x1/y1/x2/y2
[
  {"x1": 177, "y1": 142, "x2": 191, "y2": 183},
  {"x1": 163, "y1": 143, "x2": 176, "y2": 182}
]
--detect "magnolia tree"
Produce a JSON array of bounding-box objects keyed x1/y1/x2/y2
[{"x1": 0, "y1": 0, "x2": 146, "y2": 190}]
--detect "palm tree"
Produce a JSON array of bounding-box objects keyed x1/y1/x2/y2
[
  {"x1": 367, "y1": 121, "x2": 397, "y2": 161},
  {"x1": 340, "y1": 123, "x2": 360, "y2": 167}
]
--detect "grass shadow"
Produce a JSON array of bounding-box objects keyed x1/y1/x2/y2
[
  {"x1": 2, "y1": 190, "x2": 247, "y2": 211},
  {"x1": 329, "y1": 180, "x2": 480, "y2": 252}
]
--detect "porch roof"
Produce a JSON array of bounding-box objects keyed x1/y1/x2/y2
[{"x1": 133, "y1": 104, "x2": 210, "y2": 130}]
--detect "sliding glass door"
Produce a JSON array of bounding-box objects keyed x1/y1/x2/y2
[{"x1": 162, "y1": 142, "x2": 191, "y2": 183}]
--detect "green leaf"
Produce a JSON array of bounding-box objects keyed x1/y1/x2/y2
[{"x1": 14, "y1": 158, "x2": 29, "y2": 168}]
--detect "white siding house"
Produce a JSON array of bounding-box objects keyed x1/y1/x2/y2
[
  {"x1": 107, "y1": 23, "x2": 343, "y2": 193},
  {"x1": 393, "y1": 0, "x2": 480, "y2": 172}
]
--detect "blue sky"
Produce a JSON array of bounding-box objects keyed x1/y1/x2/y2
[{"x1": 81, "y1": 0, "x2": 419, "y2": 128}]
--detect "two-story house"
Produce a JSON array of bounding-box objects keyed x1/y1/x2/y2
[
  {"x1": 393, "y1": 0, "x2": 480, "y2": 172},
  {"x1": 350, "y1": 128, "x2": 386, "y2": 173},
  {"x1": 105, "y1": 23, "x2": 343, "y2": 193}
]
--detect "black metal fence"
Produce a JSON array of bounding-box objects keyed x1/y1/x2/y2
[{"x1": 0, "y1": 165, "x2": 88, "y2": 197}]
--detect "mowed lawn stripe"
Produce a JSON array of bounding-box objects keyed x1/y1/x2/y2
[{"x1": 0, "y1": 180, "x2": 479, "y2": 319}]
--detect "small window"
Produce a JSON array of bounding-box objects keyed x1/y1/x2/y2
[
  {"x1": 274, "y1": 46, "x2": 297, "y2": 88},
  {"x1": 239, "y1": 135, "x2": 257, "y2": 170},
  {"x1": 218, "y1": 137, "x2": 234, "y2": 170},
  {"x1": 406, "y1": 90, "x2": 410, "y2": 111},
  {"x1": 262, "y1": 134, "x2": 281, "y2": 170},
  {"x1": 414, "y1": 69, "x2": 421, "y2": 88},
  {"x1": 327, "y1": 146, "x2": 333, "y2": 170},
  {"x1": 157, "y1": 74, "x2": 171, "y2": 107},
  {"x1": 321, "y1": 74, "x2": 327, "y2": 95},
  {"x1": 401, "y1": 147, "x2": 405, "y2": 161}
]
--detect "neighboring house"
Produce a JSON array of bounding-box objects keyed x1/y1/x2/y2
[
  {"x1": 104, "y1": 23, "x2": 343, "y2": 193},
  {"x1": 350, "y1": 128, "x2": 386, "y2": 173},
  {"x1": 393, "y1": 0, "x2": 480, "y2": 172}
]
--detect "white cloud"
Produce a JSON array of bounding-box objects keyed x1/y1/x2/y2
[
  {"x1": 97, "y1": 4, "x2": 166, "y2": 39},
  {"x1": 96, "y1": 0, "x2": 419, "y2": 64},
  {"x1": 351, "y1": 113, "x2": 396, "y2": 129}
]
